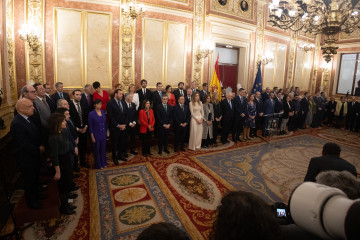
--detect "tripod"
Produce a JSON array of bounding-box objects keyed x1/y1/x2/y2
[{"x1": 264, "y1": 113, "x2": 282, "y2": 147}]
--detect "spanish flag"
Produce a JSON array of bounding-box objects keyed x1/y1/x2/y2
[{"x1": 210, "y1": 54, "x2": 222, "y2": 101}]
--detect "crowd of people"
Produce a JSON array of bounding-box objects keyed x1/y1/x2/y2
[{"x1": 10, "y1": 79, "x2": 360, "y2": 216}]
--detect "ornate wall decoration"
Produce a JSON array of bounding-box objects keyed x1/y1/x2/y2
[
  {"x1": 339, "y1": 28, "x2": 360, "y2": 40},
  {"x1": 286, "y1": 32, "x2": 297, "y2": 87},
  {"x1": 311, "y1": 35, "x2": 321, "y2": 94},
  {"x1": 254, "y1": 1, "x2": 265, "y2": 77},
  {"x1": 211, "y1": 0, "x2": 254, "y2": 20},
  {"x1": 5, "y1": 0, "x2": 17, "y2": 101},
  {"x1": 191, "y1": 0, "x2": 205, "y2": 85},
  {"x1": 25, "y1": 0, "x2": 45, "y2": 84},
  {"x1": 120, "y1": 11, "x2": 135, "y2": 90}
]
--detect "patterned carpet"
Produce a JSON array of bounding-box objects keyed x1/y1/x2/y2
[{"x1": 3, "y1": 128, "x2": 358, "y2": 239}]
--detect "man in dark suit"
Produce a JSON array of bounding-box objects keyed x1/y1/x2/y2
[
  {"x1": 254, "y1": 91, "x2": 264, "y2": 137},
  {"x1": 136, "y1": 79, "x2": 153, "y2": 106},
  {"x1": 263, "y1": 92, "x2": 275, "y2": 136},
  {"x1": 51, "y1": 82, "x2": 70, "y2": 103},
  {"x1": 69, "y1": 89, "x2": 89, "y2": 168},
  {"x1": 43, "y1": 83, "x2": 56, "y2": 113},
  {"x1": 107, "y1": 89, "x2": 129, "y2": 164},
  {"x1": 232, "y1": 88, "x2": 247, "y2": 142},
  {"x1": 33, "y1": 83, "x2": 51, "y2": 129},
  {"x1": 185, "y1": 88, "x2": 192, "y2": 107},
  {"x1": 200, "y1": 83, "x2": 210, "y2": 103},
  {"x1": 173, "y1": 82, "x2": 185, "y2": 104},
  {"x1": 304, "y1": 142, "x2": 357, "y2": 182},
  {"x1": 313, "y1": 91, "x2": 324, "y2": 128},
  {"x1": 261, "y1": 87, "x2": 270, "y2": 101},
  {"x1": 155, "y1": 95, "x2": 173, "y2": 154},
  {"x1": 173, "y1": 96, "x2": 190, "y2": 152},
  {"x1": 221, "y1": 91, "x2": 234, "y2": 144},
  {"x1": 125, "y1": 93, "x2": 138, "y2": 155},
  {"x1": 190, "y1": 81, "x2": 200, "y2": 95},
  {"x1": 152, "y1": 82, "x2": 163, "y2": 109},
  {"x1": 11, "y1": 99, "x2": 44, "y2": 209},
  {"x1": 299, "y1": 92, "x2": 309, "y2": 129},
  {"x1": 346, "y1": 96, "x2": 359, "y2": 131},
  {"x1": 81, "y1": 84, "x2": 94, "y2": 113}
]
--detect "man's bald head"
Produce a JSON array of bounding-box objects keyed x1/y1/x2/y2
[{"x1": 16, "y1": 99, "x2": 34, "y2": 117}]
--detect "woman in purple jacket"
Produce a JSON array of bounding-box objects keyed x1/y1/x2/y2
[{"x1": 88, "y1": 99, "x2": 108, "y2": 169}]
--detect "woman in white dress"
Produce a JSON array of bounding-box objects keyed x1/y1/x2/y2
[
  {"x1": 189, "y1": 92, "x2": 203, "y2": 150},
  {"x1": 129, "y1": 84, "x2": 140, "y2": 110}
]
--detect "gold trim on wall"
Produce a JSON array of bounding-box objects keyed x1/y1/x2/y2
[
  {"x1": 84, "y1": 11, "x2": 112, "y2": 89},
  {"x1": 54, "y1": 8, "x2": 84, "y2": 89}
]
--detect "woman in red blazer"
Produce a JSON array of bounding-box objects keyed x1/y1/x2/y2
[
  {"x1": 165, "y1": 85, "x2": 176, "y2": 106},
  {"x1": 139, "y1": 100, "x2": 155, "y2": 157}
]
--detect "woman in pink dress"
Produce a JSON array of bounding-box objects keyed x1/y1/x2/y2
[{"x1": 92, "y1": 81, "x2": 109, "y2": 111}]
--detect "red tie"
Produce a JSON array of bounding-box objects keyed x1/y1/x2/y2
[{"x1": 87, "y1": 95, "x2": 90, "y2": 105}]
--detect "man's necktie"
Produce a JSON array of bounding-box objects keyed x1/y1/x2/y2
[
  {"x1": 42, "y1": 98, "x2": 49, "y2": 110},
  {"x1": 118, "y1": 100, "x2": 123, "y2": 112},
  {"x1": 180, "y1": 90, "x2": 183, "y2": 96},
  {"x1": 87, "y1": 95, "x2": 90, "y2": 105},
  {"x1": 229, "y1": 100, "x2": 232, "y2": 109},
  {"x1": 60, "y1": 92, "x2": 63, "y2": 99},
  {"x1": 181, "y1": 104, "x2": 184, "y2": 111},
  {"x1": 143, "y1": 89, "x2": 146, "y2": 95},
  {"x1": 159, "y1": 91, "x2": 162, "y2": 98},
  {"x1": 77, "y1": 102, "x2": 83, "y2": 126},
  {"x1": 164, "y1": 104, "x2": 167, "y2": 112}
]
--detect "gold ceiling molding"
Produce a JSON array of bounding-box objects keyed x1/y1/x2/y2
[
  {"x1": 191, "y1": 0, "x2": 205, "y2": 86},
  {"x1": 5, "y1": 0, "x2": 17, "y2": 101},
  {"x1": 210, "y1": 0, "x2": 254, "y2": 21},
  {"x1": 339, "y1": 28, "x2": 360, "y2": 40},
  {"x1": 25, "y1": 0, "x2": 45, "y2": 84},
  {"x1": 166, "y1": 0, "x2": 189, "y2": 4}
]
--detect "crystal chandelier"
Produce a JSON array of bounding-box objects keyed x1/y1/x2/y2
[
  {"x1": 121, "y1": 1, "x2": 146, "y2": 20},
  {"x1": 268, "y1": 0, "x2": 360, "y2": 62}
]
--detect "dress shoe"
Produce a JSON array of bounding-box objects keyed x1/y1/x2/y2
[
  {"x1": 174, "y1": 148, "x2": 178, "y2": 153},
  {"x1": 180, "y1": 148, "x2": 186, "y2": 152},
  {"x1": 73, "y1": 166, "x2": 80, "y2": 173},
  {"x1": 39, "y1": 185, "x2": 48, "y2": 192},
  {"x1": 130, "y1": 150, "x2": 138, "y2": 155},
  {"x1": 124, "y1": 153, "x2": 129, "y2": 158},
  {"x1": 67, "y1": 193, "x2": 78, "y2": 199},
  {"x1": 158, "y1": 151, "x2": 162, "y2": 155},
  {"x1": 232, "y1": 139, "x2": 238, "y2": 143},
  {"x1": 72, "y1": 185, "x2": 80, "y2": 191},
  {"x1": 27, "y1": 201, "x2": 43, "y2": 209},
  {"x1": 73, "y1": 174, "x2": 80, "y2": 178},
  {"x1": 80, "y1": 163, "x2": 90, "y2": 168},
  {"x1": 113, "y1": 159, "x2": 119, "y2": 165},
  {"x1": 142, "y1": 153, "x2": 147, "y2": 157},
  {"x1": 164, "y1": 149, "x2": 170, "y2": 154},
  {"x1": 66, "y1": 203, "x2": 77, "y2": 210},
  {"x1": 61, "y1": 205, "x2": 76, "y2": 215},
  {"x1": 147, "y1": 153, "x2": 153, "y2": 156},
  {"x1": 118, "y1": 156, "x2": 127, "y2": 161}
]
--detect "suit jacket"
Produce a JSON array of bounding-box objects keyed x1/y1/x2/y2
[
  {"x1": 155, "y1": 103, "x2": 173, "y2": 128},
  {"x1": 51, "y1": 91, "x2": 70, "y2": 103},
  {"x1": 300, "y1": 98, "x2": 309, "y2": 113},
  {"x1": 46, "y1": 95, "x2": 57, "y2": 113},
  {"x1": 254, "y1": 98, "x2": 264, "y2": 115},
  {"x1": 304, "y1": 155, "x2": 357, "y2": 182},
  {"x1": 69, "y1": 100, "x2": 89, "y2": 128},
  {"x1": 125, "y1": 102, "x2": 138, "y2": 124},
  {"x1": 274, "y1": 97, "x2": 284, "y2": 113},
  {"x1": 347, "y1": 101, "x2": 359, "y2": 116},
  {"x1": 173, "y1": 104, "x2": 190, "y2": 127},
  {"x1": 88, "y1": 110, "x2": 107, "y2": 141},
  {"x1": 200, "y1": 90, "x2": 210, "y2": 103},
  {"x1": 136, "y1": 88, "x2": 153, "y2": 106},
  {"x1": 282, "y1": 101, "x2": 293, "y2": 119},
  {"x1": 107, "y1": 98, "x2": 129, "y2": 130},
  {"x1": 67, "y1": 120, "x2": 78, "y2": 141},
  {"x1": 173, "y1": 89, "x2": 186, "y2": 104},
  {"x1": 262, "y1": 92, "x2": 270, "y2": 101},
  {"x1": 233, "y1": 95, "x2": 247, "y2": 122},
  {"x1": 263, "y1": 98, "x2": 275, "y2": 116},
  {"x1": 81, "y1": 93, "x2": 94, "y2": 113},
  {"x1": 66, "y1": 123, "x2": 77, "y2": 153},
  {"x1": 10, "y1": 114, "x2": 42, "y2": 167},
  {"x1": 34, "y1": 98, "x2": 51, "y2": 128},
  {"x1": 185, "y1": 95, "x2": 192, "y2": 106},
  {"x1": 152, "y1": 91, "x2": 163, "y2": 109},
  {"x1": 139, "y1": 109, "x2": 155, "y2": 133},
  {"x1": 313, "y1": 96, "x2": 323, "y2": 111},
  {"x1": 221, "y1": 99, "x2": 234, "y2": 126}
]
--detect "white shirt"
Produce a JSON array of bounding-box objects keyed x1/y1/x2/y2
[{"x1": 132, "y1": 93, "x2": 140, "y2": 110}]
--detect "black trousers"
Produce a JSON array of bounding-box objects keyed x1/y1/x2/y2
[
  {"x1": 77, "y1": 130, "x2": 87, "y2": 165},
  {"x1": 141, "y1": 131, "x2": 152, "y2": 154},
  {"x1": 58, "y1": 153, "x2": 73, "y2": 194},
  {"x1": 20, "y1": 162, "x2": 40, "y2": 206},
  {"x1": 174, "y1": 125, "x2": 187, "y2": 149},
  {"x1": 288, "y1": 116, "x2": 295, "y2": 131},
  {"x1": 221, "y1": 120, "x2": 233, "y2": 142},
  {"x1": 212, "y1": 120, "x2": 220, "y2": 143},
  {"x1": 299, "y1": 111, "x2": 308, "y2": 128},
  {"x1": 127, "y1": 126, "x2": 137, "y2": 151},
  {"x1": 346, "y1": 115, "x2": 357, "y2": 130},
  {"x1": 157, "y1": 127, "x2": 169, "y2": 152},
  {"x1": 110, "y1": 128, "x2": 126, "y2": 160},
  {"x1": 232, "y1": 117, "x2": 245, "y2": 139}
]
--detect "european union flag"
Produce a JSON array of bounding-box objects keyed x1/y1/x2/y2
[{"x1": 252, "y1": 61, "x2": 262, "y2": 94}]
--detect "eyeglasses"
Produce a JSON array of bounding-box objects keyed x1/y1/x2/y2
[{"x1": 28, "y1": 91, "x2": 36, "y2": 93}]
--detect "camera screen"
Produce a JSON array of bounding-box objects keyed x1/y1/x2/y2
[{"x1": 276, "y1": 208, "x2": 286, "y2": 217}]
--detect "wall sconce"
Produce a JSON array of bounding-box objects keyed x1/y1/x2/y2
[
  {"x1": 320, "y1": 62, "x2": 331, "y2": 72},
  {"x1": 121, "y1": 1, "x2": 146, "y2": 20},
  {"x1": 196, "y1": 39, "x2": 215, "y2": 60},
  {"x1": 19, "y1": 23, "x2": 41, "y2": 52},
  {"x1": 299, "y1": 43, "x2": 315, "y2": 52},
  {"x1": 262, "y1": 52, "x2": 274, "y2": 65}
]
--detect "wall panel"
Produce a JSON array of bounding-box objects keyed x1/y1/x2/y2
[
  {"x1": 263, "y1": 41, "x2": 287, "y2": 89},
  {"x1": 85, "y1": 12, "x2": 112, "y2": 88},
  {"x1": 54, "y1": 8, "x2": 83, "y2": 89},
  {"x1": 294, "y1": 48, "x2": 313, "y2": 92}
]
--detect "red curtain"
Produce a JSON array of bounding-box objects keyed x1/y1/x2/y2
[{"x1": 218, "y1": 64, "x2": 238, "y2": 92}]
